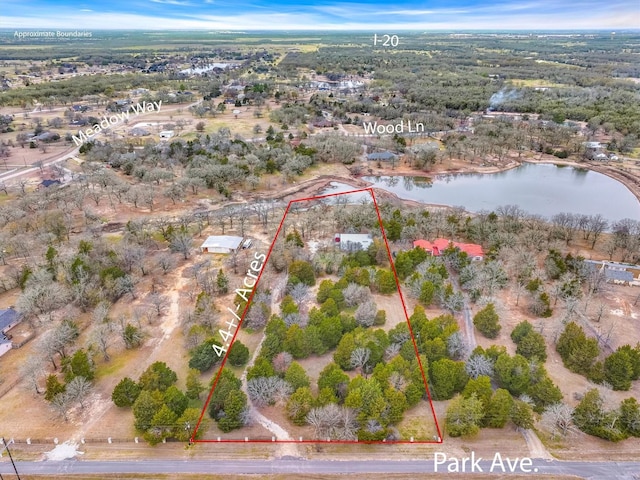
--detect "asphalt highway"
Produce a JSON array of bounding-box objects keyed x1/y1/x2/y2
[{"x1": 2, "y1": 458, "x2": 639, "y2": 478}]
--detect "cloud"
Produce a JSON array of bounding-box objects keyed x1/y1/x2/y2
[
  {"x1": 1, "y1": 0, "x2": 639, "y2": 30},
  {"x1": 150, "y1": 0, "x2": 196, "y2": 5}
]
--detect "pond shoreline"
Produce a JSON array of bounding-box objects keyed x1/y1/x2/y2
[
  {"x1": 256, "y1": 156, "x2": 640, "y2": 218},
  {"x1": 307, "y1": 161, "x2": 640, "y2": 220}
]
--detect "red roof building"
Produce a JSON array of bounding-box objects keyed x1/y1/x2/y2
[{"x1": 414, "y1": 238, "x2": 484, "y2": 260}]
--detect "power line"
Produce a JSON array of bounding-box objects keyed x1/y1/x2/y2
[{"x1": 1, "y1": 437, "x2": 21, "y2": 480}]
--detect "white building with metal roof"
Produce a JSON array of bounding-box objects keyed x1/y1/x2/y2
[{"x1": 200, "y1": 235, "x2": 244, "y2": 254}]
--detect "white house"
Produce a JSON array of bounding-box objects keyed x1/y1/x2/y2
[
  {"x1": 159, "y1": 130, "x2": 175, "y2": 139},
  {"x1": 334, "y1": 233, "x2": 373, "y2": 252},
  {"x1": 200, "y1": 235, "x2": 244, "y2": 254},
  {"x1": 0, "y1": 308, "x2": 22, "y2": 358}
]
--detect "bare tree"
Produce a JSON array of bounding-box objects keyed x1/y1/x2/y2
[
  {"x1": 447, "y1": 331, "x2": 469, "y2": 360},
  {"x1": 354, "y1": 300, "x2": 377, "y2": 327},
  {"x1": 21, "y1": 356, "x2": 46, "y2": 394},
  {"x1": 91, "y1": 324, "x2": 113, "y2": 361},
  {"x1": 384, "y1": 342, "x2": 402, "y2": 361},
  {"x1": 119, "y1": 244, "x2": 148, "y2": 275},
  {"x1": 50, "y1": 392, "x2": 72, "y2": 421},
  {"x1": 350, "y1": 347, "x2": 371, "y2": 372},
  {"x1": 16, "y1": 268, "x2": 70, "y2": 324},
  {"x1": 157, "y1": 253, "x2": 177, "y2": 274},
  {"x1": 541, "y1": 403, "x2": 575, "y2": 438},
  {"x1": 289, "y1": 283, "x2": 309, "y2": 308},
  {"x1": 247, "y1": 376, "x2": 293, "y2": 407},
  {"x1": 343, "y1": 283, "x2": 371, "y2": 307},
  {"x1": 170, "y1": 231, "x2": 193, "y2": 259},
  {"x1": 66, "y1": 376, "x2": 92, "y2": 409},
  {"x1": 273, "y1": 352, "x2": 293, "y2": 374},
  {"x1": 92, "y1": 301, "x2": 111, "y2": 325},
  {"x1": 146, "y1": 292, "x2": 170, "y2": 317},
  {"x1": 114, "y1": 275, "x2": 137, "y2": 300},
  {"x1": 465, "y1": 353, "x2": 495, "y2": 379},
  {"x1": 388, "y1": 371, "x2": 408, "y2": 391},
  {"x1": 306, "y1": 404, "x2": 358, "y2": 440}
]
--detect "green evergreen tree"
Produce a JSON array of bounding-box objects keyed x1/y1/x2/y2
[
  {"x1": 604, "y1": 349, "x2": 634, "y2": 391},
  {"x1": 186, "y1": 368, "x2": 205, "y2": 400},
  {"x1": 64, "y1": 349, "x2": 95, "y2": 382},
  {"x1": 317, "y1": 362, "x2": 349, "y2": 399},
  {"x1": 511, "y1": 320, "x2": 534, "y2": 344},
  {"x1": 494, "y1": 353, "x2": 531, "y2": 397},
  {"x1": 527, "y1": 376, "x2": 562, "y2": 413},
  {"x1": 284, "y1": 362, "x2": 310, "y2": 391},
  {"x1": 175, "y1": 408, "x2": 207, "y2": 441},
  {"x1": 333, "y1": 332, "x2": 356, "y2": 370},
  {"x1": 445, "y1": 393, "x2": 484, "y2": 437},
  {"x1": 419, "y1": 280, "x2": 436, "y2": 307},
  {"x1": 286, "y1": 387, "x2": 314, "y2": 425},
  {"x1": 216, "y1": 269, "x2": 229, "y2": 294},
  {"x1": 133, "y1": 390, "x2": 164, "y2": 431},
  {"x1": 473, "y1": 303, "x2": 501, "y2": 339},
  {"x1": 164, "y1": 386, "x2": 189, "y2": 416},
  {"x1": 145, "y1": 404, "x2": 178, "y2": 445},
  {"x1": 516, "y1": 331, "x2": 547, "y2": 362},
  {"x1": 283, "y1": 324, "x2": 311, "y2": 359},
  {"x1": 218, "y1": 390, "x2": 247, "y2": 432},
  {"x1": 484, "y1": 389, "x2": 513, "y2": 428},
  {"x1": 138, "y1": 362, "x2": 178, "y2": 392},
  {"x1": 112, "y1": 377, "x2": 141, "y2": 407},
  {"x1": 246, "y1": 357, "x2": 275, "y2": 381},
  {"x1": 620, "y1": 397, "x2": 640, "y2": 437},
  {"x1": 189, "y1": 338, "x2": 223, "y2": 372},
  {"x1": 510, "y1": 400, "x2": 534, "y2": 429},
  {"x1": 462, "y1": 375, "x2": 493, "y2": 408},
  {"x1": 45, "y1": 374, "x2": 65, "y2": 402},
  {"x1": 288, "y1": 260, "x2": 316, "y2": 286},
  {"x1": 430, "y1": 358, "x2": 469, "y2": 400},
  {"x1": 228, "y1": 341, "x2": 250, "y2": 366}
]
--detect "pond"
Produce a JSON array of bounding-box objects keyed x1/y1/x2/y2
[{"x1": 320, "y1": 163, "x2": 640, "y2": 222}]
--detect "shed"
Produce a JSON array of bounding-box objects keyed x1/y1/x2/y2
[{"x1": 200, "y1": 235, "x2": 244, "y2": 254}]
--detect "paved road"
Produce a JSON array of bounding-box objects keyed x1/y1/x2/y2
[
  {"x1": 1, "y1": 458, "x2": 639, "y2": 478},
  {"x1": 0, "y1": 100, "x2": 202, "y2": 184}
]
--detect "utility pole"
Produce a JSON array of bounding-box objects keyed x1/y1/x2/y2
[{"x1": 0, "y1": 437, "x2": 21, "y2": 479}]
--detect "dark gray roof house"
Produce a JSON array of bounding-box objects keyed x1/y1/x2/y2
[
  {"x1": 39, "y1": 179, "x2": 62, "y2": 188},
  {"x1": 584, "y1": 260, "x2": 635, "y2": 284},
  {"x1": 0, "y1": 308, "x2": 21, "y2": 357},
  {"x1": 367, "y1": 151, "x2": 397, "y2": 162},
  {"x1": 0, "y1": 308, "x2": 21, "y2": 333}
]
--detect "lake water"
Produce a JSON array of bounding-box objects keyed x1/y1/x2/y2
[
  {"x1": 180, "y1": 63, "x2": 237, "y2": 74},
  {"x1": 320, "y1": 163, "x2": 640, "y2": 222}
]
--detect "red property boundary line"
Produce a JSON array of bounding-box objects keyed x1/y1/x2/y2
[{"x1": 191, "y1": 187, "x2": 443, "y2": 444}]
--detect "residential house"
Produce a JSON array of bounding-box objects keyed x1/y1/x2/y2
[
  {"x1": 367, "y1": 151, "x2": 398, "y2": 162},
  {"x1": 334, "y1": 233, "x2": 373, "y2": 252},
  {"x1": 414, "y1": 238, "x2": 484, "y2": 261},
  {"x1": 0, "y1": 308, "x2": 22, "y2": 358},
  {"x1": 200, "y1": 235, "x2": 244, "y2": 254},
  {"x1": 38, "y1": 179, "x2": 62, "y2": 189},
  {"x1": 584, "y1": 260, "x2": 635, "y2": 286},
  {"x1": 130, "y1": 127, "x2": 150, "y2": 137}
]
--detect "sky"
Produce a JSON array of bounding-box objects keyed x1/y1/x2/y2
[{"x1": 2, "y1": 0, "x2": 639, "y2": 30}]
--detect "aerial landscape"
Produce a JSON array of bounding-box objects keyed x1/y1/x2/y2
[{"x1": 0, "y1": 0, "x2": 639, "y2": 479}]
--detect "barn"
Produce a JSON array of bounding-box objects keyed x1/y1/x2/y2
[{"x1": 199, "y1": 235, "x2": 244, "y2": 254}]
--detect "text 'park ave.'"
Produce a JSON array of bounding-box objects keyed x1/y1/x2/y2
[{"x1": 72, "y1": 101, "x2": 162, "y2": 147}]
